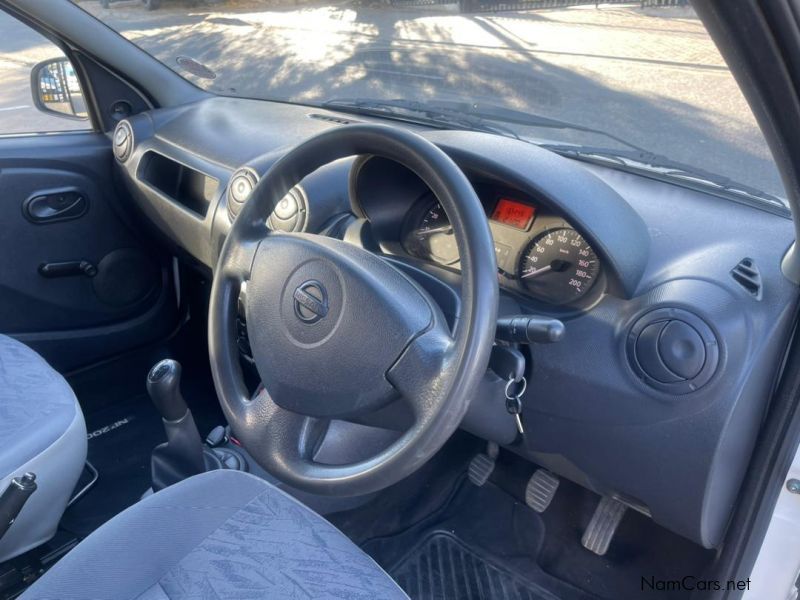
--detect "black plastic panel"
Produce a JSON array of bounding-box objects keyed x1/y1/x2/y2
[{"x1": 0, "y1": 132, "x2": 176, "y2": 371}]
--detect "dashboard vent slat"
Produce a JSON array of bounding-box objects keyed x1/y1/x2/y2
[
  {"x1": 731, "y1": 258, "x2": 762, "y2": 299},
  {"x1": 308, "y1": 113, "x2": 360, "y2": 126}
]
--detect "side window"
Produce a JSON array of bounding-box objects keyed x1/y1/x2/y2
[{"x1": 0, "y1": 10, "x2": 90, "y2": 135}]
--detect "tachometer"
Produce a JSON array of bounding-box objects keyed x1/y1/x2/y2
[
  {"x1": 408, "y1": 201, "x2": 458, "y2": 265},
  {"x1": 518, "y1": 228, "x2": 599, "y2": 304}
]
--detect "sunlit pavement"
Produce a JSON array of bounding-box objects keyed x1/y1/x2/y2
[{"x1": 0, "y1": 0, "x2": 783, "y2": 197}]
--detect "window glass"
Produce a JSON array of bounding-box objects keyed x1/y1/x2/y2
[
  {"x1": 0, "y1": 10, "x2": 89, "y2": 135},
  {"x1": 84, "y1": 1, "x2": 785, "y2": 206}
]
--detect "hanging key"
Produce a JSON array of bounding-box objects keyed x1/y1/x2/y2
[{"x1": 505, "y1": 375, "x2": 527, "y2": 435}]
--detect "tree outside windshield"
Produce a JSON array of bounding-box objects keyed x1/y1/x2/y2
[{"x1": 7, "y1": 0, "x2": 784, "y2": 202}]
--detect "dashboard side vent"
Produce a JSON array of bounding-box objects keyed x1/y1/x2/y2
[
  {"x1": 731, "y1": 258, "x2": 762, "y2": 299},
  {"x1": 267, "y1": 186, "x2": 308, "y2": 232},
  {"x1": 227, "y1": 168, "x2": 259, "y2": 222},
  {"x1": 227, "y1": 168, "x2": 308, "y2": 232},
  {"x1": 113, "y1": 120, "x2": 133, "y2": 162},
  {"x1": 308, "y1": 113, "x2": 360, "y2": 126}
]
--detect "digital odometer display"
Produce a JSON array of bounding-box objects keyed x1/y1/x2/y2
[{"x1": 491, "y1": 198, "x2": 535, "y2": 230}]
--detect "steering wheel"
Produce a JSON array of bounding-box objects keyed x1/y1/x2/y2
[{"x1": 208, "y1": 124, "x2": 498, "y2": 496}]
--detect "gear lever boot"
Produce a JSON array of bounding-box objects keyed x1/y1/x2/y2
[{"x1": 147, "y1": 359, "x2": 205, "y2": 490}]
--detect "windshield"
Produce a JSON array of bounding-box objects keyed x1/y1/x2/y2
[{"x1": 85, "y1": 0, "x2": 785, "y2": 206}]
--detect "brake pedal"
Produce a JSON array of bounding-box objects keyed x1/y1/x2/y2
[
  {"x1": 525, "y1": 469, "x2": 559, "y2": 513},
  {"x1": 468, "y1": 442, "x2": 499, "y2": 487},
  {"x1": 581, "y1": 496, "x2": 627, "y2": 556}
]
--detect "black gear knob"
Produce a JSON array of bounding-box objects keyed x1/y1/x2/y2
[{"x1": 146, "y1": 359, "x2": 188, "y2": 422}]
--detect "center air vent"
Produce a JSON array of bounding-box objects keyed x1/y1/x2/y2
[
  {"x1": 626, "y1": 308, "x2": 719, "y2": 395},
  {"x1": 308, "y1": 113, "x2": 360, "y2": 125},
  {"x1": 226, "y1": 168, "x2": 259, "y2": 222},
  {"x1": 113, "y1": 120, "x2": 133, "y2": 162},
  {"x1": 227, "y1": 168, "x2": 308, "y2": 232},
  {"x1": 267, "y1": 186, "x2": 308, "y2": 232}
]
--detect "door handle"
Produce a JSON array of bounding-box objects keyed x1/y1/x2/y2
[
  {"x1": 23, "y1": 189, "x2": 88, "y2": 223},
  {"x1": 38, "y1": 260, "x2": 97, "y2": 278}
]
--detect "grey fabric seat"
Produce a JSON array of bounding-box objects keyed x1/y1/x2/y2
[
  {"x1": 0, "y1": 335, "x2": 87, "y2": 562},
  {"x1": 21, "y1": 469, "x2": 409, "y2": 600}
]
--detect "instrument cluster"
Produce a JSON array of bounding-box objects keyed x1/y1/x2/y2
[{"x1": 401, "y1": 188, "x2": 602, "y2": 307}]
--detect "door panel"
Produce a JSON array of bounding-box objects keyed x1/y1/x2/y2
[{"x1": 0, "y1": 133, "x2": 177, "y2": 371}]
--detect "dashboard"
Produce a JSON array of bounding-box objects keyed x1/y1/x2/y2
[{"x1": 111, "y1": 96, "x2": 799, "y2": 553}]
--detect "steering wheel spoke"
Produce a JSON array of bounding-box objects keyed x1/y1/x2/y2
[
  {"x1": 221, "y1": 233, "x2": 265, "y2": 284},
  {"x1": 387, "y1": 326, "x2": 456, "y2": 423}
]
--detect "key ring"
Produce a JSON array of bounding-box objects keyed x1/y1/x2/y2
[
  {"x1": 504, "y1": 375, "x2": 527, "y2": 400},
  {"x1": 505, "y1": 375, "x2": 527, "y2": 435}
]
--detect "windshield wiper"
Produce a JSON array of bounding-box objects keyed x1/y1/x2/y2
[
  {"x1": 421, "y1": 100, "x2": 657, "y2": 154},
  {"x1": 323, "y1": 98, "x2": 651, "y2": 154},
  {"x1": 542, "y1": 143, "x2": 789, "y2": 213},
  {"x1": 321, "y1": 98, "x2": 522, "y2": 140}
]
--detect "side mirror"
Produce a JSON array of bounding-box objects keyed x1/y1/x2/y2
[{"x1": 31, "y1": 58, "x2": 89, "y2": 121}]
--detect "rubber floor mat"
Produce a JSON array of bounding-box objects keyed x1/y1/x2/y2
[{"x1": 390, "y1": 531, "x2": 560, "y2": 600}]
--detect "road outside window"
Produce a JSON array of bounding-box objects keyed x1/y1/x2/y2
[{"x1": 0, "y1": 10, "x2": 89, "y2": 135}]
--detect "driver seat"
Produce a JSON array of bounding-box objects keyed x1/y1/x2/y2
[{"x1": 21, "y1": 469, "x2": 408, "y2": 599}]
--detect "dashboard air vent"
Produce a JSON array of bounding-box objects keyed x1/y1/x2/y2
[
  {"x1": 227, "y1": 168, "x2": 259, "y2": 222},
  {"x1": 731, "y1": 258, "x2": 762, "y2": 300},
  {"x1": 113, "y1": 120, "x2": 133, "y2": 162},
  {"x1": 308, "y1": 113, "x2": 359, "y2": 126},
  {"x1": 227, "y1": 168, "x2": 308, "y2": 232},
  {"x1": 627, "y1": 308, "x2": 719, "y2": 395},
  {"x1": 268, "y1": 186, "x2": 308, "y2": 232}
]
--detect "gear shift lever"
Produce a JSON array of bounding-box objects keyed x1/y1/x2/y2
[
  {"x1": 147, "y1": 359, "x2": 205, "y2": 490},
  {"x1": 147, "y1": 359, "x2": 189, "y2": 421}
]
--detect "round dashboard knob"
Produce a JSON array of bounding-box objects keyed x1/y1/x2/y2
[
  {"x1": 658, "y1": 320, "x2": 705, "y2": 380},
  {"x1": 273, "y1": 193, "x2": 298, "y2": 220},
  {"x1": 230, "y1": 175, "x2": 254, "y2": 203}
]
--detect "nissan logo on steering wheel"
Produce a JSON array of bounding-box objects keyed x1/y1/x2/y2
[{"x1": 292, "y1": 280, "x2": 329, "y2": 323}]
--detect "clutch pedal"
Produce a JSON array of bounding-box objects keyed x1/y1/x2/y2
[{"x1": 468, "y1": 442, "x2": 499, "y2": 487}]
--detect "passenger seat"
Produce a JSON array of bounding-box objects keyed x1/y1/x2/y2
[{"x1": 0, "y1": 335, "x2": 87, "y2": 562}]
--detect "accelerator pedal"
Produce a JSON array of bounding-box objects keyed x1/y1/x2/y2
[
  {"x1": 581, "y1": 496, "x2": 628, "y2": 556},
  {"x1": 524, "y1": 469, "x2": 560, "y2": 513},
  {"x1": 468, "y1": 442, "x2": 499, "y2": 487}
]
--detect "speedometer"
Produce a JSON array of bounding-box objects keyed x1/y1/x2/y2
[
  {"x1": 518, "y1": 228, "x2": 599, "y2": 305},
  {"x1": 407, "y1": 201, "x2": 459, "y2": 265}
]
